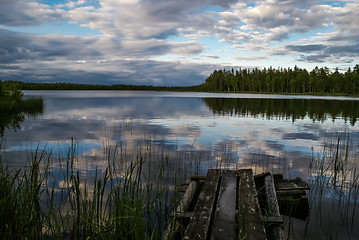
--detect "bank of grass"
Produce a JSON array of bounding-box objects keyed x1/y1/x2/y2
[{"x1": 0, "y1": 138, "x2": 195, "y2": 240}]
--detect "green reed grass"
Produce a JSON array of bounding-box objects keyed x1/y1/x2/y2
[
  {"x1": 0, "y1": 137, "x2": 194, "y2": 240},
  {"x1": 0, "y1": 148, "x2": 48, "y2": 239}
]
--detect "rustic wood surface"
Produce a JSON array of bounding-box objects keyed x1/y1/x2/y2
[
  {"x1": 263, "y1": 173, "x2": 285, "y2": 240},
  {"x1": 275, "y1": 179, "x2": 310, "y2": 191},
  {"x1": 163, "y1": 169, "x2": 307, "y2": 240},
  {"x1": 162, "y1": 180, "x2": 201, "y2": 240},
  {"x1": 211, "y1": 170, "x2": 237, "y2": 240},
  {"x1": 237, "y1": 169, "x2": 267, "y2": 240},
  {"x1": 183, "y1": 169, "x2": 220, "y2": 240}
]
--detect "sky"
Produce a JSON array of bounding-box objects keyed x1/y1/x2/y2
[{"x1": 0, "y1": 0, "x2": 358, "y2": 86}]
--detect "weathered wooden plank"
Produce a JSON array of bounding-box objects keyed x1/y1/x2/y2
[
  {"x1": 256, "y1": 174, "x2": 310, "y2": 220},
  {"x1": 263, "y1": 173, "x2": 285, "y2": 240},
  {"x1": 261, "y1": 216, "x2": 284, "y2": 224},
  {"x1": 190, "y1": 175, "x2": 207, "y2": 181},
  {"x1": 162, "y1": 180, "x2": 201, "y2": 240},
  {"x1": 177, "y1": 182, "x2": 190, "y2": 192},
  {"x1": 177, "y1": 180, "x2": 201, "y2": 213},
  {"x1": 275, "y1": 189, "x2": 308, "y2": 195},
  {"x1": 183, "y1": 169, "x2": 221, "y2": 240},
  {"x1": 211, "y1": 170, "x2": 237, "y2": 240},
  {"x1": 237, "y1": 169, "x2": 267, "y2": 240},
  {"x1": 171, "y1": 211, "x2": 193, "y2": 219},
  {"x1": 254, "y1": 172, "x2": 283, "y2": 182},
  {"x1": 275, "y1": 179, "x2": 310, "y2": 191}
]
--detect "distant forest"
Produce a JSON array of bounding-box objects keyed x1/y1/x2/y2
[
  {"x1": 199, "y1": 65, "x2": 359, "y2": 95},
  {"x1": 11, "y1": 81, "x2": 198, "y2": 92},
  {"x1": 4, "y1": 64, "x2": 359, "y2": 95}
]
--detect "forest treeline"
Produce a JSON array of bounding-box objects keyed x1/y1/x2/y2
[
  {"x1": 2, "y1": 64, "x2": 359, "y2": 95},
  {"x1": 10, "y1": 81, "x2": 198, "y2": 92},
  {"x1": 199, "y1": 65, "x2": 359, "y2": 95}
]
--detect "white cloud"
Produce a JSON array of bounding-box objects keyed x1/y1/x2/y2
[{"x1": 0, "y1": 0, "x2": 64, "y2": 26}]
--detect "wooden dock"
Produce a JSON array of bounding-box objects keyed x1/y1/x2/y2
[{"x1": 162, "y1": 169, "x2": 309, "y2": 240}]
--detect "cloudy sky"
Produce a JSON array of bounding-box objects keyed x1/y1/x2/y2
[{"x1": 0, "y1": 0, "x2": 358, "y2": 86}]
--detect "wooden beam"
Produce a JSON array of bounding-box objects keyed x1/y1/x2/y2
[
  {"x1": 275, "y1": 179, "x2": 310, "y2": 191},
  {"x1": 211, "y1": 170, "x2": 237, "y2": 240},
  {"x1": 171, "y1": 211, "x2": 193, "y2": 219},
  {"x1": 263, "y1": 173, "x2": 285, "y2": 240},
  {"x1": 183, "y1": 169, "x2": 221, "y2": 240},
  {"x1": 190, "y1": 175, "x2": 207, "y2": 181},
  {"x1": 237, "y1": 169, "x2": 267, "y2": 240},
  {"x1": 162, "y1": 180, "x2": 201, "y2": 240},
  {"x1": 177, "y1": 180, "x2": 201, "y2": 213},
  {"x1": 261, "y1": 216, "x2": 284, "y2": 224}
]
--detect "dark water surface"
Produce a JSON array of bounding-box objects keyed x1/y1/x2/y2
[{"x1": 2, "y1": 90, "x2": 359, "y2": 239}]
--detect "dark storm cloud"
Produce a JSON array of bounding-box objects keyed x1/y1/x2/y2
[
  {"x1": 325, "y1": 44, "x2": 359, "y2": 55},
  {"x1": 286, "y1": 44, "x2": 326, "y2": 53},
  {"x1": 2, "y1": 57, "x2": 213, "y2": 86},
  {"x1": 0, "y1": 26, "x2": 204, "y2": 61},
  {"x1": 0, "y1": 29, "x2": 102, "y2": 63},
  {"x1": 286, "y1": 43, "x2": 359, "y2": 63},
  {"x1": 0, "y1": 29, "x2": 32, "y2": 63}
]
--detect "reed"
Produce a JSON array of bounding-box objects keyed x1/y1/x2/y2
[
  {"x1": 0, "y1": 136, "x2": 195, "y2": 240},
  {"x1": 0, "y1": 147, "x2": 48, "y2": 239},
  {"x1": 304, "y1": 131, "x2": 359, "y2": 239}
]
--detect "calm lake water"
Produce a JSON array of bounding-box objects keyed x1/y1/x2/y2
[{"x1": 2, "y1": 90, "x2": 359, "y2": 239}]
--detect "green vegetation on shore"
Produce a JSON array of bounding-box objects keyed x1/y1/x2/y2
[
  {"x1": 0, "y1": 81, "x2": 44, "y2": 135},
  {"x1": 0, "y1": 80, "x2": 24, "y2": 100},
  {"x1": 3, "y1": 64, "x2": 359, "y2": 96}
]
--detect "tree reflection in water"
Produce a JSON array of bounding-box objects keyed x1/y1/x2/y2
[
  {"x1": 203, "y1": 97, "x2": 359, "y2": 125},
  {"x1": 0, "y1": 97, "x2": 44, "y2": 136}
]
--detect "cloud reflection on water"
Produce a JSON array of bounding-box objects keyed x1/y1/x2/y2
[
  {"x1": 2, "y1": 91, "x2": 359, "y2": 239},
  {"x1": 4, "y1": 91, "x2": 359, "y2": 175}
]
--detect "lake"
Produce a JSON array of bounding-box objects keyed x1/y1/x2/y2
[{"x1": 1, "y1": 90, "x2": 359, "y2": 239}]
